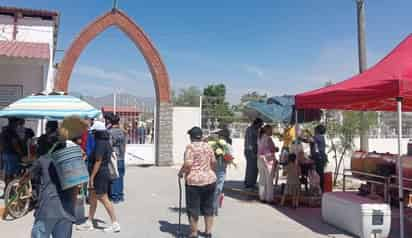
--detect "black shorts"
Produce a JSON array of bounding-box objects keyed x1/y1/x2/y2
[
  {"x1": 185, "y1": 183, "x2": 216, "y2": 219},
  {"x1": 93, "y1": 172, "x2": 110, "y2": 195}
]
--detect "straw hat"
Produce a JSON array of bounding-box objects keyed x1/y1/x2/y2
[{"x1": 60, "y1": 116, "x2": 89, "y2": 140}]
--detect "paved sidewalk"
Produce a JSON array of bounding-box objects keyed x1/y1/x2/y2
[{"x1": 0, "y1": 165, "x2": 408, "y2": 237}]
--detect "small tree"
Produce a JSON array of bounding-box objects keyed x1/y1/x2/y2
[
  {"x1": 240, "y1": 91, "x2": 268, "y2": 104},
  {"x1": 326, "y1": 110, "x2": 378, "y2": 185},
  {"x1": 173, "y1": 86, "x2": 201, "y2": 107},
  {"x1": 202, "y1": 84, "x2": 234, "y2": 127}
]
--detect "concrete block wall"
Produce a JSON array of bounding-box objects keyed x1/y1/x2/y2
[{"x1": 157, "y1": 102, "x2": 173, "y2": 166}]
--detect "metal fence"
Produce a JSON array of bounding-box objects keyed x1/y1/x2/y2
[{"x1": 84, "y1": 93, "x2": 155, "y2": 144}]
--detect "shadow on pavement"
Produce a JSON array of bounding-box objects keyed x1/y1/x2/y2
[
  {"x1": 223, "y1": 180, "x2": 349, "y2": 237},
  {"x1": 127, "y1": 164, "x2": 155, "y2": 168},
  {"x1": 169, "y1": 206, "x2": 187, "y2": 214},
  {"x1": 92, "y1": 218, "x2": 107, "y2": 230},
  {"x1": 159, "y1": 220, "x2": 190, "y2": 238},
  {"x1": 271, "y1": 205, "x2": 351, "y2": 237},
  {"x1": 223, "y1": 180, "x2": 412, "y2": 238},
  {"x1": 223, "y1": 180, "x2": 259, "y2": 202}
]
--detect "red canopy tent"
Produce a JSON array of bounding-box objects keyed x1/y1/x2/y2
[
  {"x1": 296, "y1": 34, "x2": 412, "y2": 111},
  {"x1": 295, "y1": 34, "x2": 412, "y2": 238}
]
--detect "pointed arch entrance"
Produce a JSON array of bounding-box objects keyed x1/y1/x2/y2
[{"x1": 56, "y1": 9, "x2": 173, "y2": 166}]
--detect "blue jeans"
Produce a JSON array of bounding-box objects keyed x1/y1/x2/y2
[
  {"x1": 110, "y1": 159, "x2": 125, "y2": 202},
  {"x1": 213, "y1": 168, "x2": 226, "y2": 216},
  {"x1": 31, "y1": 218, "x2": 72, "y2": 238},
  {"x1": 110, "y1": 176, "x2": 124, "y2": 202}
]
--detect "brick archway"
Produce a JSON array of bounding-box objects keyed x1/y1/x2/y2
[{"x1": 56, "y1": 9, "x2": 173, "y2": 166}]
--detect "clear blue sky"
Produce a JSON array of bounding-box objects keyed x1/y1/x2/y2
[{"x1": 4, "y1": 0, "x2": 412, "y2": 103}]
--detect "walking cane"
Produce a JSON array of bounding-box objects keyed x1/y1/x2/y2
[{"x1": 177, "y1": 177, "x2": 183, "y2": 238}]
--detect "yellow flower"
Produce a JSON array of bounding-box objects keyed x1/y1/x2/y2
[
  {"x1": 218, "y1": 139, "x2": 227, "y2": 146},
  {"x1": 216, "y1": 148, "x2": 224, "y2": 155},
  {"x1": 208, "y1": 141, "x2": 217, "y2": 146}
]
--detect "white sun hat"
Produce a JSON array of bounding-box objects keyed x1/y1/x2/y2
[{"x1": 90, "y1": 120, "x2": 106, "y2": 131}]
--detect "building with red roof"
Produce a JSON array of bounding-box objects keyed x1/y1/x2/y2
[{"x1": 0, "y1": 6, "x2": 59, "y2": 107}]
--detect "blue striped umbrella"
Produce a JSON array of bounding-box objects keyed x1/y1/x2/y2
[{"x1": 0, "y1": 95, "x2": 101, "y2": 120}]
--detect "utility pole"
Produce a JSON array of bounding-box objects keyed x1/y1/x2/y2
[
  {"x1": 113, "y1": 91, "x2": 117, "y2": 115},
  {"x1": 113, "y1": 0, "x2": 119, "y2": 9},
  {"x1": 356, "y1": 0, "x2": 369, "y2": 152}
]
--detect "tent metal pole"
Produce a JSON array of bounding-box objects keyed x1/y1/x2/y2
[
  {"x1": 397, "y1": 97, "x2": 405, "y2": 238},
  {"x1": 356, "y1": 0, "x2": 369, "y2": 152},
  {"x1": 295, "y1": 108, "x2": 299, "y2": 137}
]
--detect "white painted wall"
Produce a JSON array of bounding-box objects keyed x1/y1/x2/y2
[
  {"x1": 16, "y1": 17, "x2": 54, "y2": 44},
  {"x1": 172, "y1": 106, "x2": 202, "y2": 164},
  {"x1": 17, "y1": 17, "x2": 55, "y2": 93},
  {"x1": 0, "y1": 63, "x2": 43, "y2": 96},
  {"x1": 125, "y1": 144, "x2": 155, "y2": 165},
  {"x1": 0, "y1": 15, "x2": 54, "y2": 44},
  {"x1": 0, "y1": 63, "x2": 43, "y2": 132},
  {"x1": 0, "y1": 15, "x2": 14, "y2": 41},
  {"x1": 355, "y1": 138, "x2": 411, "y2": 155},
  {"x1": 0, "y1": 14, "x2": 55, "y2": 93}
]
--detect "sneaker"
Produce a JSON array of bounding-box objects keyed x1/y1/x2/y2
[
  {"x1": 104, "y1": 222, "x2": 121, "y2": 233},
  {"x1": 76, "y1": 220, "x2": 94, "y2": 231}
]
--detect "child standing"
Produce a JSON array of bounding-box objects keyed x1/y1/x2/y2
[{"x1": 281, "y1": 153, "x2": 301, "y2": 208}]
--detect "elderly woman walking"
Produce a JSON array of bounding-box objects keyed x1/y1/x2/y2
[{"x1": 178, "y1": 127, "x2": 217, "y2": 238}]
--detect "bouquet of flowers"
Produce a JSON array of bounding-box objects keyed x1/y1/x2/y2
[{"x1": 208, "y1": 138, "x2": 236, "y2": 167}]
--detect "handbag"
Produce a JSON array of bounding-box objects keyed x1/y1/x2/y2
[{"x1": 108, "y1": 151, "x2": 120, "y2": 181}]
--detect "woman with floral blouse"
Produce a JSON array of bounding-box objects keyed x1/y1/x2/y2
[{"x1": 178, "y1": 127, "x2": 217, "y2": 238}]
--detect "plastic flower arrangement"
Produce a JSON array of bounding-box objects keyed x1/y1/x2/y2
[{"x1": 208, "y1": 138, "x2": 236, "y2": 167}]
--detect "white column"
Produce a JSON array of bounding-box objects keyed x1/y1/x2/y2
[
  {"x1": 199, "y1": 95, "x2": 203, "y2": 127},
  {"x1": 397, "y1": 97, "x2": 405, "y2": 238}
]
